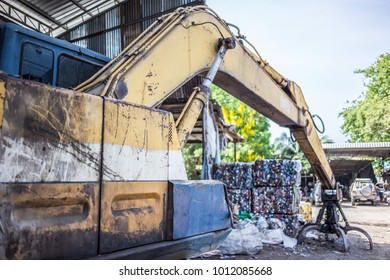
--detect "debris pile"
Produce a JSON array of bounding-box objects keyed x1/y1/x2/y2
[
  {"x1": 218, "y1": 219, "x2": 263, "y2": 255},
  {"x1": 217, "y1": 218, "x2": 299, "y2": 256}
]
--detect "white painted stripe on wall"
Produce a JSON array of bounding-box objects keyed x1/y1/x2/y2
[
  {"x1": 0, "y1": 136, "x2": 101, "y2": 183},
  {"x1": 102, "y1": 144, "x2": 169, "y2": 181},
  {"x1": 103, "y1": 145, "x2": 188, "y2": 181},
  {"x1": 0, "y1": 137, "x2": 189, "y2": 183},
  {"x1": 168, "y1": 150, "x2": 188, "y2": 180}
]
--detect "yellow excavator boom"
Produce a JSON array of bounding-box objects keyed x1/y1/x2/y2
[
  {"x1": 76, "y1": 6, "x2": 335, "y2": 189},
  {"x1": 0, "y1": 6, "x2": 337, "y2": 260}
]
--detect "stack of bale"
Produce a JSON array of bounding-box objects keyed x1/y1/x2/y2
[
  {"x1": 213, "y1": 162, "x2": 253, "y2": 213},
  {"x1": 252, "y1": 159, "x2": 301, "y2": 237},
  {"x1": 213, "y1": 159, "x2": 302, "y2": 237}
]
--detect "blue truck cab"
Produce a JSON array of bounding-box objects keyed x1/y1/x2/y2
[{"x1": 0, "y1": 22, "x2": 110, "y2": 89}]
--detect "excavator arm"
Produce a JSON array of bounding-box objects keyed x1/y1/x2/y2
[
  {"x1": 76, "y1": 6, "x2": 335, "y2": 189},
  {"x1": 0, "y1": 5, "x2": 371, "y2": 260}
]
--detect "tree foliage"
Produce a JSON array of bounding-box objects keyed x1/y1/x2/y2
[
  {"x1": 182, "y1": 143, "x2": 202, "y2": 180},
  {"x1": 272, "y1": 133, "x2": 333, "y2": 173},
  {"x1": 340, "y1": 53, "x2": 390, "y2": 142},
  {"x1": 211, "y1": 85, "x2": 273, "y2": 162},
  {"x1": 271, "y1": 132, "x2": 312, "y2": 172},
  {"x1": 181, "y1": 85, "x2": 273, "y2": 178}
]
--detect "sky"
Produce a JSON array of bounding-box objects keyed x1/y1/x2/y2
[{"x1": 206, "y1": 0, "x2": 390, "y2": 143}]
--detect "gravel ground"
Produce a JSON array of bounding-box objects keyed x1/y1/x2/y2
[{"x1": 197, "y1": 202, "x2": 390, "y2": 260}]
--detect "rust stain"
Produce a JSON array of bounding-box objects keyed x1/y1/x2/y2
[
  {"x1": 99, "y1": 181, "x2": 167, "y2": 254},
  {"x1": 1, "y1": 183, "x2": 99, "y2": 259},
  {"x1": 0, "y1": 80, "x2": 5, "y2": 132}
]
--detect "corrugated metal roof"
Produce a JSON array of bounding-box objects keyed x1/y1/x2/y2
[
  {"x1": 328, "y1": 159, "x2": 376, "y2": 184},
  {"x1": 323, "y1": 142, "x2": 390, "y2": 149},
  {"x1": 0, "y1": 0, "x2": 127, "y2": 36},
  {"x1": 59, "y1": 0, "x2": 203, "y2": 58},
  {"x1": 1, "y1": 0, "x2": 205, "y2": 43},
  {"x1": 323, "y1": 142, "x2": 390, "y2": 158}
]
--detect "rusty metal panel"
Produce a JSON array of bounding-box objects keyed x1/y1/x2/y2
[
  {"x1": 99, "y1": 181, "x2": 168, "y2": 254},
  {"x1": 0, "y1": 182, "x2": 99, "y2": 260},
  {"x1": 167, "y1": 180, "x2": 232, "y2": 240},
  {"x1": 99, "y1": 99, "x2": 172, "y2": 253},
  {"x1": 0, "y1": 76, "x2": 103, "y2": 183},
  {"x1": 91, "y1": 229, "x2": 231, "y2": 260},
  {"x1": 102, "y1": 99, "x2": 170, "y2": 181},
  {"x1": 0, "y1": 75, "x2": 103, "y2": 259}
]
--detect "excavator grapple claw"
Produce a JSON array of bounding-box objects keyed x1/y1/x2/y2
[{"x1": 298, "y1": 187, "x2": 373, "y2": 252}]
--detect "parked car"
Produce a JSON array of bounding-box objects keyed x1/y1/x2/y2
[
  {"x1": 350, "y1": 178, "x2": 378, "y2": 206},
  {"x1": 384, "y1": 191, "x2": 390, "y2": 205}
]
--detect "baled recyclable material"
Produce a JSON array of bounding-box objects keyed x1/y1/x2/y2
[
  {"x1": 213, "y1": 162, "x2": 253, "y2": 189},
  {"x1": 251, "y1": 186, "x2": 299, "y2": 214},
  {"x1": 213, "y1": 159, "x2": 302, "y2": 238},
  {"x1": 253, "y1": 159, "x2": 301, "y2": 187},
  {"x1": 227, "y1": 188, "x2": 251, "y2": 213}
]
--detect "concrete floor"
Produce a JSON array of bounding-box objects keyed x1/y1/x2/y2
[{"x1": 312, "y1": 200, "x2": 390, "y2": 226}]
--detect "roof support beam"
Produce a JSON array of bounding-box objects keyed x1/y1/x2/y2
[
  {"x1": 0, "y1": 0, "x2": 53, "y2": 34},
  {"x1": 52, "y1": 0, "x2": 115, "y2": 34},
  {"x1": 69, "y1": 0, "x2": 93, "y2": 17},
  {"x1": 17, "y1": 0, "x2": 66, "y2": 30}
]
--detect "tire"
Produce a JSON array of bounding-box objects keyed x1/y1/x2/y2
[
  {"x1": 360, "y1": 185, "x2": 372, "y2": 197},
  {"x1": 351, "y1": 199, "x2": 356, "y2": 206}
]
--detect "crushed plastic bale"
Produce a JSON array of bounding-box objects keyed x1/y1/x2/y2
[
  {"x1": 253, "y1": 159, "x2": 302, "y2": 187},
  {"x1": 227, "y1": 188, "x2": 251, "y2": 213},
  {"x1": 213, "y1": 162, "x2": 253, "y2": 189},
  {"x1": 251, "y1": 186, "x2": 300, "y2": 215},
  {"x1": 213, "y1": 159, "x2": 302, "y2": 238}
]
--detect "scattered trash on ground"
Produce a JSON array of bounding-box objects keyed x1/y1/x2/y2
[{"x1": 218, "y1": 219, "x2": 263, "y2": 255}]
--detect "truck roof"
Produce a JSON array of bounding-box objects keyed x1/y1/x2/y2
[{"x1": 1, "y1": 22, "x2": 110, "y2": 63}]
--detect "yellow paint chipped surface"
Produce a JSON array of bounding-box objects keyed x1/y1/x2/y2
[
  {"x1": 100, "y1": 181, "x2": 167, "y2": 252},
  {"x1": 0, "y1": 80, "x2": 5, "y2": 132},
  {"x1": 104, "y1": 100, "x2": 170, "y2": 150}
]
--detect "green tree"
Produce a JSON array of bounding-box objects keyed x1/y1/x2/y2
[
  {"x1": 340, "y1": 53, "x2": 390, "y2": 142},
  {"x1": 211, "y1": 85, "x2": 273, "y2": 162},
  {"x1": 272, "y1": 132, "x2": 298, "y2": 159},
  {"x1": 182, "y1": 143, "x2": 202, "y2": 179},
  {"x1": 181, "y1": 85, "x2": 273, "y2": 178}
]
